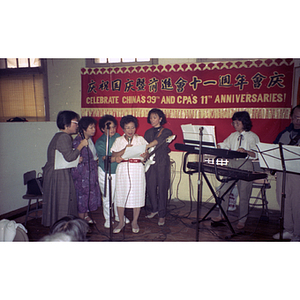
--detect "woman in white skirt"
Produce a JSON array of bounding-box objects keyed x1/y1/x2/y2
[{"x1": 111, "y1": 115, "x2": 150, "y2": 234}]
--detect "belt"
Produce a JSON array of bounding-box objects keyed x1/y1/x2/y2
[{"x1": 121, "y1": 159, "x2": 142, "y2": 163}]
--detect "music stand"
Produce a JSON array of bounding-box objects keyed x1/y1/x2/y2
[
  {"x1": 181, "y1": 124, "x2": 216, "y2": 240},
  {"x1": 181, "y1": 125, "x2": 240, "y2": 237},
  {"x1": 181, "y1": 124, "x2": 216, "y2": 148},
  {"x1": 255, "y1": 142, "x2": 300, "y2": 240},
  {"x1": 195, "y1": 127, "x2": 204, "y2": 241}
]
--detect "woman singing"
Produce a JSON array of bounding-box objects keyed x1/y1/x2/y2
[
  {"x1": 71, "y1": 116, "x2": 101, "y2": 224},
  {"x1": 42, "y1": 111, "x2": 88, "y2": 227},
  {"x1": 111, "y1": 115, "x2": 148, "y2": 234}
]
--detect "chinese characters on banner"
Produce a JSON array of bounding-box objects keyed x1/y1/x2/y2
[{"x1": 81, "y1": 59, "x2": 294, "y2": 150}]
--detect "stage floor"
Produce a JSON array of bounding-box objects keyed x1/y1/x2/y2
[{"x1": 12, "y1": 198, "x2": 283, "y2": 242}]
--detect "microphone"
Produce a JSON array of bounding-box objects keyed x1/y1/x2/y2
[
  {"x1": 106, "y1": 122, "x2": 111, "y2": 129},
  {"x1": 128, "y1": 137, "x2": 132, "y2": 144},
  {"x1": 79, "y1": 129, "x2": 88, "y2": 148},
  {"x1": 79, "y1": 129, "x2": 85, "y2": 140}
]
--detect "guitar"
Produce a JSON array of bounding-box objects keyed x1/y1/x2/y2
[{"x1": 144, "y1": 135, "x2": 176, "y2": 172}]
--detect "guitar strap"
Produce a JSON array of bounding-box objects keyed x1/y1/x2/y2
[
  {"x1": 148, "y1": 128, "x2": 164, "y2": 157},
  {"x1": 155, "y1": 127, "x2": 164, "y2": 139}
]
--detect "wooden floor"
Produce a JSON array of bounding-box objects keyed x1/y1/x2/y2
[{"x1": 11, "y1": 198, "x2": 284, "y2": 242}]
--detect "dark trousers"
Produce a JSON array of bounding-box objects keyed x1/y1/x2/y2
[{"x1": 146, "y1": 157, "x2": 170, "y2": 218}]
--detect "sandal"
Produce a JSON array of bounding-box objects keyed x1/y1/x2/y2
[
  {"x1": 84, "y1": 216, "x2": 95, "y2": 224},
  {"x1": 158, "y1": 218, "x2": 165, "y2": 226},
  {"x1": 237, "y1": 222, "x2": 245, "y2": 229},
  {"x1": 132, "y1": 225, "x2": 140, "y2": 234},
  {"x1": 211, "y1": 216, "x2": 225, "y2": 222},
  {"x1": 145, "y1": 211, "x2": 158, "y2": 219},
  {"x1": 113, "y1": 224, "x2": 125, "y2": 234}
]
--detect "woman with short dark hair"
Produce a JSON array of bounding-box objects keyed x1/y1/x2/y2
[
  {"x1": 144, "y1": 108, "x2": 173, "y2": 226},
  {"x1": 95, "y1": 115, "x2": 130, "y2": 228},
  {"x1": 111, "y1": 115, "x2": 149, "y2": 234},
  {"x1": 42, "y1": 111, "x2": 88, "y2": 227},
  {"x1": 71, "y1": 116, "x2": 101, "y2": 224},
  {"x1": 212, "y1": 110, "x2": 260, "y2": 229}
]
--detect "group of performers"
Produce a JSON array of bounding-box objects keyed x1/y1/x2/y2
[
  {"x1": 42, "y1": 108, "x2": 172, "y2": 235},
  {"x1": 41, "y1": 105, "x2": 300, "y2": 241}
]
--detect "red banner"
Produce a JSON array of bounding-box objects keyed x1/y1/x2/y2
[{"x1": 81, "y1": 59, "x2": 294, "y2": 151}]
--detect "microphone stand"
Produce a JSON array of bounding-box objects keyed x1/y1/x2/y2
[
  {"x1": 278, "y1": 143, "x2": 286, "y2": 241},
  {"x1": 104, "y1": 123, "x2": 113, "y2": 240},
  {"x1": 196, "y1": 127, "x2": 204, "y2": 241}
]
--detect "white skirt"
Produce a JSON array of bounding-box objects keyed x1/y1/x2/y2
[{"x1": 114, "y1": 162, "x2": 146, "y2": 208}]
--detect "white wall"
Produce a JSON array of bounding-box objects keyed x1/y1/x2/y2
[
  {"x1": 0, "y1": 58, "x2": 85, "y2": 215},
  {"x1": 47, "y1": 58, "x2": 85, "y2": 121},
  {"x1": 0, "y1": 122, "x2": 57, "y2": 214}
]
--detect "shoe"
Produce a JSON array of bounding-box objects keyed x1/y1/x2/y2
[
  {"x1": 212, "y1": 216, "x2": 225, "y2": 222},
  {"x1": 228, "y1": 205, "x2": 236, "y2": 211},
  {"x1": 236, "y1": 222, "x2": 245, "y2": 229},
  {"x1": 158, "y1": 218, "x2": 165, "y2": 226},
  {"x1": 115, "y1": 216, "x2": 130, "y2": 224},
  {"x1": 104, "y1": 220, "x2": 114, "y2": 228},
  {"x1": 145, "y1": 211, "x2": 158, "y2": 219},
  {"x1": 85, "y1": 216, "x2": 95, "y2": 224},
  {"x1": 132, "y1": 225, "x2": 140, "y2": 234},
  {"x1": 291, "y1": 235, "x2": 300, "y2": 242},
  {"x1": 273, "y1": 230, "x2": 293, "y2": 240},
  {"x1": 113, "y1": 224, "x2": 125, "y2": 234}
]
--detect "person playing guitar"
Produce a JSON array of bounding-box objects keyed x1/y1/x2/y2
[{"x1": 143, "y1": 108, "x2": 174, "y2": 226}]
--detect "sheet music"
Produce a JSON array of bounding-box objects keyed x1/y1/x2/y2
[
  {"x1": 181, "y1": 124, "x2": 216, "y2": 147},
  {"x1": 122, "y1": 144, "x2": 146, "y2": 160},
  {"x1": 54, "y1": 149, "x2": 80, "y2": 169},
  {"x1": 256, "y1": 142, "x2": 300, "y2": 174}
]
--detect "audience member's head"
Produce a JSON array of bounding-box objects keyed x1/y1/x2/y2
[
  {"x1": 40, "y1": 215, "x2": 89, "y2": 242},
  {"x1": 40, "y1": 232, "x2": 74, "y2": 242}
]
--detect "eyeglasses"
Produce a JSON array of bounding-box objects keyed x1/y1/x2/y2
[{"x1": 71, "y1": 120, "x2": 79, "y2": 125}]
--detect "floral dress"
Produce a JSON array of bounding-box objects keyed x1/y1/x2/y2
[{"x1": 71, "y1": 135, "x2": 101, "y2": 213}]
